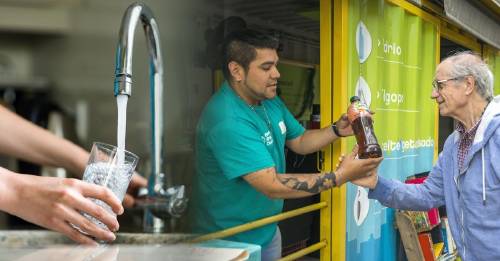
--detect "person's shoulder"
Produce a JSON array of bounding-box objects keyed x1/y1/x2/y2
[
  {"x1": 488, "y1": 116, "x2": 500, "y2": 142},
  {"x1": 490, "y1": 115, "x2": 500, "y2": 131},
  {"x1": 484, "y1": 98, "x2": 500, "y2": 137},
  {"x1": 200, "y1": 97, "x2": 255, "y2": 132},
  {"x1": 200, "y1": 90, "x2": 238, "y2": 121}
]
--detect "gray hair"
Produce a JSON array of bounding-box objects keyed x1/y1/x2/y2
[{"x1": 443, "y1": 51, "x2": 494, "y2": 101}]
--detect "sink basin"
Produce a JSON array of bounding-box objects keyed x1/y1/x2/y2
[
  {"x1": 0, "y1": 230, "x2": 191, "y2": 248},
  {"x1": 0, "y1": 230, "x2": 258, "y2": 261}
]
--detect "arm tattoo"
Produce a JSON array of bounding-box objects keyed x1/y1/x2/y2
[{"x1": 277, "y1": 172, "x2": 336, "y2": 194}]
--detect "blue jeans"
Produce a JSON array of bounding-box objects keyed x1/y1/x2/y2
[{"x1": 261, "y1": 227, "x2": 282, "y2": 261}]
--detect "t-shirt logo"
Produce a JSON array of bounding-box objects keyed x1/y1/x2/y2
[
  {"x1": 261, "y1": 131, "x2": 274, "y2": 146},
  {"x1": 279, "y1": 121, "x2": 286, "y2": 135}
]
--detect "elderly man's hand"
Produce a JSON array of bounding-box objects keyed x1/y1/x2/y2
[
  {"x1": 351, "y1": 170, "x2": 379, "y2": 189},
  {"x1": 122, "y1": 173, "x2": 147, "y2": 208}
]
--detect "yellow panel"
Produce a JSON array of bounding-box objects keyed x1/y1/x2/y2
[
  {"x1": 482, "y1": 45, "x2": 500, "y2": 60},
  {"x1": 440, "y1": 21, "x2": 481, "y2": 52},
  {"x1": 331, "y1": 0, "x2": 349, "y2": 260},
  {"x1": 434, "y1": 27, "x2": 440, "y2": 163},
  {"x1": 421, "y1": 0, "x2": 444, "y2": 15},
  {"x1": 386, "y1": 0, "x2": 481, "y2": 53},
  {"x1": 479, "y1": 0, "x2": 500, "y2": 17},
  {"x1": 213, "y1": 69, "x2": 224, "y2": 91},
  {"x1": 319, "y1": 0, "x2": 333, "y2": 260},
  {"x1": 386, "y1": 0, "x2": 440, "y2": 25}
]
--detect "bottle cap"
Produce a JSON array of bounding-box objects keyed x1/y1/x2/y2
[{"x1": 350, "y1": 96, "x2": 360, "y2": 103}]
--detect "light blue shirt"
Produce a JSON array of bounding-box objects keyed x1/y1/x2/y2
[{"x1": 369, "y1": 96, "x2": 500, "y2": 261}]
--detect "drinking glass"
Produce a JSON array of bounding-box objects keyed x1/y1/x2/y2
[{"x1": 79, "y1": 142, "x2": 139, "y2": 232}]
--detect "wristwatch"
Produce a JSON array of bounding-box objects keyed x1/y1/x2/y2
[{"x1": 331, "y1": 122, "x2": 343, "y2": 137}]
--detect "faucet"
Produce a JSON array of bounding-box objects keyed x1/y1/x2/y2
[{"x1": 113, "y1": 2, "x2": 187, "y2": 233}]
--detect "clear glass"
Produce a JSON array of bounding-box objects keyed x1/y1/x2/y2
[{"x1": 80, "y1": 142, "x2": 139, "y2": 232}]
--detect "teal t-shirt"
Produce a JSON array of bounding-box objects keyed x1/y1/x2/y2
[{"x1": 190, "y1": 82, "x2": 305, "y2": 247}]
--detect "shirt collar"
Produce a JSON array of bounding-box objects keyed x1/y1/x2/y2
[{"x1": 456, "y1": 119, "x2": 481, "y2": 137}]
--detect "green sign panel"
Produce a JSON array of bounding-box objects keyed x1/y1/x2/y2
[
  {"x1": 346, "y1": 1, "x2": 438, "y2": 260},
  {"x1": 487, "y1": 50, "x2": 500, "y2": 95}
]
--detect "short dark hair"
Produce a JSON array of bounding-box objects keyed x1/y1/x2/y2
[{"x1": 221, "y1": 29, "x2": 279, "y2": 82}]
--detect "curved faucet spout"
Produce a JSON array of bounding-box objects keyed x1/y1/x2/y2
[
  {"x1": 114, "y1": 3, "x2": 163, "y2": 98},
  {"x1": 113, "y1": 2, "x2": 167, "y2": 232}
]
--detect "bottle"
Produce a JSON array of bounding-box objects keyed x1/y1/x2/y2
[
  {"x1": 347, "y1": 96, "x2": 382, "y2": 159},
  {"x1": 309, "y1": 104, "x2": 320, "y2": 129}
]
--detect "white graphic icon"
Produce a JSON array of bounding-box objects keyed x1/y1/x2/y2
[
  {"x1": 279, "y1": 121, "x2": 286, "y2": 135},
  {"x1": 355, "y1": 76, "x2": 372, "y2": 107},
  {"x1": 353, "y1": 186, "x2": 370, "y2": 226},
  {"x1": 356, "y1": 21, "x2": 372, "y2": 64}
]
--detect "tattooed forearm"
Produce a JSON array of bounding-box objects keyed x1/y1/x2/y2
[{"x1": 277, "y1": 172, "x2": 336, "y2": 194}]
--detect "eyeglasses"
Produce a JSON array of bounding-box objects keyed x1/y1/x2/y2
[{"x1": 432, "y1": 75, "x2": 469, "y2": 91}]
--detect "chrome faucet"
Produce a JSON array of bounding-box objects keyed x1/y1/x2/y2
[{"x1": 113, "y1": 2, "x2": 187, "y2": 233}]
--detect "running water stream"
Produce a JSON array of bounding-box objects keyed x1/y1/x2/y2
[{"x1": 116, "y1": 94, "x2": 128, "y2": 166}]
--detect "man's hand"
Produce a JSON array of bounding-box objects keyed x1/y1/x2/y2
[
  {"x1": 351, "y1": 170, "x2": 379, "y2": 189},
  {"x1": 122, "y1": 173, "x2": 147, "y2": 208},
  {"x1": 335, "y1": 110, "x2": 376, "y2": 138},
  {"x1": 335, "y1": 114, "x2": 353, "y2": 137},
  {"x1": 334, "y1": 146, "x2": 382, "y2": 186},
  {"x1": 1, "y1": 169, "x2": 123, "y2": 245}
]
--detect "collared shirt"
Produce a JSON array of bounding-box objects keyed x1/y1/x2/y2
[{"x1": 456, "y1": 120, "x2": 481, "y2": 171}]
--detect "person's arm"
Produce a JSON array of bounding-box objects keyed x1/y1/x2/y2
[
  {"x1": 286, "y1": 114, "x2": 352, "y2": 155},
  {"x1": 0, "y1": 167, "x2": 123, "y2": 245},
  {"x1": 0, "y1": 105, "x2": 88, "y2": 175},
  {"x1": 352, "y1": 157, "x2": 446, "y2": 211},
  {"x1": 243, "y1": 147, "x2": 382, "y2": 199},
  {"x1": 0, "y1": 105, "x2": 147, "y2": 207}
]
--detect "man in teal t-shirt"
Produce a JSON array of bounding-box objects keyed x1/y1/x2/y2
[{"x1": 191, "y1": 29, "x2": 382, "y2": 261}]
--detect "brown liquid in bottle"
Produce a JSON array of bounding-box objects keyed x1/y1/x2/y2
[{"x1": 347, "y1": 96, "x2": 382, "y2": 159}]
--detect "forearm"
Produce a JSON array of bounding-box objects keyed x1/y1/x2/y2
[
  {"x1": 369, "y1": 176, "x2": 443, "y2": 211},
  {"x1": 274, "y1": 172, "x2": 340, "y2": 198},
  {"x1": 0, "y1": 167, "x2": 19, "y2": 215},
  {"x1": 0, "y1": 106, "x2": 88, "y2": 176},
  {"x1": 290, "y1": 126, "x2": 338, "y2": 155},
  {"x1": 244, "y1": 168, "x2": 339, "y2": 199}
]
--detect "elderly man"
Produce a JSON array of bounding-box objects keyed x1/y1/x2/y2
[{"x1": 352, "y1": 52, "x2": 499, "y2": 260}]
